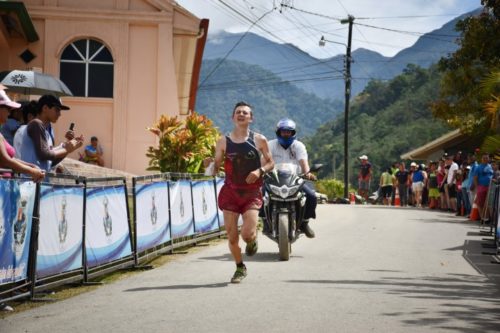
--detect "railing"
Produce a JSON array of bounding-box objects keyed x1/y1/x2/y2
[{"x1": 0, "y1": 173, "x2": 226, "y2": 303}]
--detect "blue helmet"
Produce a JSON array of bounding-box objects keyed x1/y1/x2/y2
[{"x1": 276, "y1": 118, "x2": 296, "y2": 149}]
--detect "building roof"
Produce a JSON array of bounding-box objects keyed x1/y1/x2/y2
[
  {"x1": 400, "y1": 129, "x2": 467, "y2": 160},
  {"x1": 0, "y1": 1, "x2": 39, "y2": 42}
]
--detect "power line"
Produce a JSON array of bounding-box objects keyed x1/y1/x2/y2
[
  {"x1": 279, "y1": 3, "x2": 461, "y2": 40},
  {"x1": 200, "y1": 68, "x2": 344, "y2": 89},
  {"x1": 213, "y1": 1, "x2": 347, "y2": 76},
  {"x1": 279, "y1": 3, "x2": 343, "y2": 21},
  {"x1": 354, "y1": 22, "x2": 460, "y2": 40},
  {"x1": 356, "y1": 14, "x2": 467, "y2": 20},
  {"x1": 198, "y1": 3, "x2": 274, "y2": 88},
  {"x1": 199, "y1": 75, "x2": 345, "y2": 91}
]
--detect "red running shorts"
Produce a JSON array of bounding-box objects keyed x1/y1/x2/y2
[{"x1": 218, "y1": 184, "x2": 263, "y2": 214}]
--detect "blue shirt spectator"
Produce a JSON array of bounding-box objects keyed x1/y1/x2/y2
[
  {"x1": 464, "y1": 160, "x2": 478, "y2": 190},
  {"x1": 474, "y1": 163, "x2": 493, "y2": 186},
  {"x1": 0, "y1": 117, "x2": 21, "y2": 145}
]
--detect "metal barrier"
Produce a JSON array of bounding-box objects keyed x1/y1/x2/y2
[{"x1": 0, "y1": 172, "x2": 227, "y2": 305}]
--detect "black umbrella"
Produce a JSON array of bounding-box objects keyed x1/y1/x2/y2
[{"x1": 0, "y1": 70, "x2": 73, "y2": 97}]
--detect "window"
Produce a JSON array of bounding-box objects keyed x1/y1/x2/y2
[{"x1": 60, "y1": 39, "x2": 114, "y2": 98}]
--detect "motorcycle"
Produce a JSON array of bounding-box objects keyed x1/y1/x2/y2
[{"x1": 262, "y1": 163, "x2": 322, "y2": 261}]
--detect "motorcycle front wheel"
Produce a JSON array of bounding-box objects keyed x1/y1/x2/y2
[{"x1": 278, "y1": 213, "x2": 291, "y2": 261}]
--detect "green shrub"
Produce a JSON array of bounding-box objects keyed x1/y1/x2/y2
[
  {"x1": 316, "y1": 178, "x2": 356, "y2": 199},
  {"x1": 146, "y1": 113, "x2": 220, "y2": 173}
]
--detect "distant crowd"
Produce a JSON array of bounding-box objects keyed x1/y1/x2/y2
[{"x1": 358, "y1": 152, "x2": 499, "y2": 223}]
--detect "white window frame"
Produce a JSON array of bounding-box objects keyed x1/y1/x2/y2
[{"x1": 60, "y1": 39, "x2": 113, "y2": 97}]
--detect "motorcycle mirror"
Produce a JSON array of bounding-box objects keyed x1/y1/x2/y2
[{"x1": 310, "y1": 164, "x2": 323, "y2": 172}]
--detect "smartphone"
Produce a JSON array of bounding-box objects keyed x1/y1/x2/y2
[{"x1": 69, "y1": 123, "x2": 75, "y2": 131}]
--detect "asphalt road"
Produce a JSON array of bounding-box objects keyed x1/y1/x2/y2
[{"x1": 2, "y1": 204, "x2": 500, "y2": 333}]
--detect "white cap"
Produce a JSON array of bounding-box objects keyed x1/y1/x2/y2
[
  {"x1": 359, "y1": 155, "x2": 368, "y2": 160},
  {"x1": 410, "y1": 162, "x2": 417, "y2": 167},
  {"x1": 0, "y1": 90, "x2": 21, "y2": 109}
]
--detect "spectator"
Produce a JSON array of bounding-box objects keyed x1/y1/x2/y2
[
  {"x1": 412, "y1": 163, "x2": 426, "y2": 208},
  {"x1": 421, "y1": 163, "x2": 429, "y2": 206},
  {"x1": 395, "y1": 163, "x2": 410, "y2": 206},
  {"x1": 444, "y1": 155, "x2": 459, "y2": 212},
  {"x1": 18, "y1": 95, "x2": 83, "y2": 172},
  {"x1": 473, "y1": 153, "x2": 493, "y2": 221},
  {"x1": 83, "y1": 136, "x2": 104, "y2": 167},
  {"x1": 408, "y1": 162, "x2": 417, "y2": 206},
  {"x1": 0, "y1": 101, "x2": 23, "y2": 145},
  {"x1": 427, "y1": 162, "x2": 439, "y2": 209},
  {"x1": 466, "y1": 153, "x2": 479, "y2": 217},
  {"x1": 492, "y1": 160, "x2": 500, "y2": 180},
  {"x1": 461, "y1": 164, "x2": 472, "y2": 217},
  {"x1": 0, "y1": 90, "x2": 44, "y2": 181},
  {"x1": 455, "y1": 168, "x2": 464, "y2": 216},
  {"x1": 13, "y1": 101, "x2": 38, "y2": 158},
  {"x1": 437, "y1": 159, "x2": 447, "y2": 211},
  {"x1": 358, "y1": 155, "x2": 372, "y2": 200},
  {"x1": 379, "y1": 167, "x2": 394, "y2": 206},
  {"x1": 390, "y1": 162, "x2": 400, "y2": 205}
]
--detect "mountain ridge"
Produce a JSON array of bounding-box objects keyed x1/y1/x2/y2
[{"x1": 202, "y1": 8, "x2": 481, "y2": 99}]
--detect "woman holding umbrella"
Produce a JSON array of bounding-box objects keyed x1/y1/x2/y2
[{"x1": 0, "y1": 90, "x2": 45, "y2": 181}]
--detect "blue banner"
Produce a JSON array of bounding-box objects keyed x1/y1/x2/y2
[
  {"x1": 192, "y1": 180, "x2": 218, "y2": 233},
  {"x1": 85, "y1": 186, "x2": 132, "y2": 267},
  {"x1": 134, "y1": 182, "x2": 170, "y2": 252},
  {"x1": 170, "y1": 180, "x2": 194, "y2": 238},
  {"x1": 496, "y1": 194, "x2": 500, "y2": 244},
  {"x1": 0, "y1": 180, "x2": 36, "y2": 285},
  {"x1": 36, "y1": 185, "x2": 84, "y2": 278}
]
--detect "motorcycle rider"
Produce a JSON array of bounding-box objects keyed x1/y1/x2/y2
[{"x1": 267, "y1": 118, "x2": 317, "y2": 238}]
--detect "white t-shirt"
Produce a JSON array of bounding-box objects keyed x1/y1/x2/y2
[
  {"x1": 447, "y1": 162, "x2": 458, "y2": 184},
  {"x1": 268, "y1": 139, "x2": 308, "y2": 169}
]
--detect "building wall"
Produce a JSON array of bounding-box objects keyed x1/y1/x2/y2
[{"x1": 2, "y1": 0, "x2": 201, "y2": 174}]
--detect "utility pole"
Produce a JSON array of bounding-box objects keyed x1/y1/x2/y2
[{"x1": 341, "y1": 15, "x2": 354, "y2": 199}]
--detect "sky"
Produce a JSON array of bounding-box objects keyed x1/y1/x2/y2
[{"x1": 175, "y1": 0, "x2": 482, "y2": 58}]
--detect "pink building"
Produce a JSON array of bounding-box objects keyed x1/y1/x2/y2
[{"x1": 0, "y1": 0, "x2": 208, "y2": 174}]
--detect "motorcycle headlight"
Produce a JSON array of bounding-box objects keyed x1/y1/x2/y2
[{"x1": 269, "y1": 184, "x2": 301, "y2": 199}]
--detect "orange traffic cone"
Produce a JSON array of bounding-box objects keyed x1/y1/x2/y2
[
  {"x1": 469, "y1": 202, "x2": 480, "y2": 221},
  {"x1": 394, "y1": 187, "x2": 400, "y2": 207},
  {"x1": 350, "y1": 192, "x2": 356, "y2": 205}
]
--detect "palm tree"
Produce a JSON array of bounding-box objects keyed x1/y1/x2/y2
[{"x1": 479, "y1": 70, "x2": 500, "y2": 160}]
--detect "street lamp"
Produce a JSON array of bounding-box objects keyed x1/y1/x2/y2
[{"x1": 319, "y1": 15, "x2": 354, "y2": 199}]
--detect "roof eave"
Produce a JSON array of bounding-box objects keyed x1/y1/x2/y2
[{"x1": 0, "y1": 1, "x2": 39, "y2": 42}]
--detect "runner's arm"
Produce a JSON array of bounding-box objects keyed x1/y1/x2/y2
[
  {"x1": 212, "y1": 136, "x2": 225, "y2": 176},
  {"x1": 245, "y1": 134, "x2": 274, "y2": 184}
]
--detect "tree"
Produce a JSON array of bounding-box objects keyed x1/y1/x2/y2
[
  {"x1": 146, "y1": 113, "x2": 220, "y2": 173},
  {"x1": 432, "y1": 1, "x2": 500, "y2": 134}
]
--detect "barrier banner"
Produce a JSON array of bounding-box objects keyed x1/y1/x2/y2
[
  {"x1": 192, "y1": 180, "x2": 218, "y2": 233},
  {"x1": 0, "y1": 180, "x2": 36, "y2": 285},
  {"x1": 496, "y1": 189, "x2": 500, "y2": 244},
  {"x1": 134, "y1": 182, "x2": 170, "y2": 252},
  {"x1": 169, "y1": 180, "x2": 194, "y2": 238},
  {"x1": 36, "y1": 185, "x2": 84, "y2": 278},
  {"x1": 215, "y1": 177, "x2": 224, "y2": 226},
  {"x1": 85, "y1": 186, "x2": 132, "y2": 267}
]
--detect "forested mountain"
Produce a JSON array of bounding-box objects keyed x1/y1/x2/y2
[
  {"x1": 195, "y1": 59, "x2": 343, "y2": 138},
  {"x1": 305, "y1": 65, "x2": 451, "y2": 185},
  {"x1": 202, "y1": 9, "x2": 479, "y2": 100}
]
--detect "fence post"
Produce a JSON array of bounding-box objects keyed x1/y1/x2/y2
[
  {"x1": 189, "y1": 175, "x2": 197, "y2": 237},
  {"x1": 166, "y1": 174, "x2": 174, "y2": 254},
  {"x1": 28, "y1": 182, "x2": 41, "y2": 300}
]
